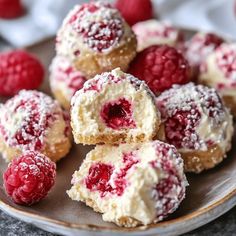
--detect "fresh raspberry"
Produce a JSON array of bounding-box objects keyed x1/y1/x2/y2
[
  {"x1": 3, "y1": 151, "x2": 56, "y2": 205},
  {"x1": 0, "y1": 0, "x2": 24, "y2": 19},
  {"x1": 128, "y1": 45, "x2": 190, "y2": 94},
  {"x1": 0, "y1": 50, "x2": 44, "y2": 96},
  {"x1": 115, "y1": 0, "x2": 153, "y2": 26},
  {"x1": 100, "y1": 98, "x2": 136, "y2": 130}
]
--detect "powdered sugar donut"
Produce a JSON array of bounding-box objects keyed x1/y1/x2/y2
[
  {"x1": 0, "y1": 90, "x2": 72, "y2": 162},
  {"x1": 71, "y1": 68, "x2": 160, "y2": 145},
  {"x1": 156, "y1": 83, "x2": 233, "y2": 173},
  {"x1": 184, "y1": 32, "x2": 224, "y2": 79},
  {"x1": 67, "y1": 140, "x2": 187, "y2": 227},
  {"x1": 132, "y1": 20, "x2": 183, "y2": 52},
  {"x1": 199, "y1": 43, "x2": 236, "y2": 116},
  {"x1": 56, "y1": 1, "x2": 137, "y2": 78},
  {"x1": 49, "y1": 56, "x2": 87, "y2": 110}
]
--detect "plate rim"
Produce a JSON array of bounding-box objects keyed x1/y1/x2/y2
[
  {"x1": 1, "y1": 30, "x2": 236, "y2": 235},
  {"x1": 0, "y1": 185, "x2": 236, "y2": 233}
]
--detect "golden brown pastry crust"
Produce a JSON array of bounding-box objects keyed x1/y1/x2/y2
[
  {"x1": 156, "y1": 124, "x2": 229, "y2": 173},
  {"x1": 52, "y1": 88, "x2": 71, "y2": 111},
  {"x1": 73, "y1": 35, "x2": 137, "y2": 78},
  {"x1": 222, "y1": 95, "x2": 236, "y2": 118},
  {"x1": 72, "y1": 120, "x2": 160, "y2": 145},
  {"x1": 0, "y1": 137, "x2": 72, "y2": 163}
]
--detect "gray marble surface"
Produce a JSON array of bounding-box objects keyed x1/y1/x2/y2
[{"x1": 1, "y1": 207, "x2": 236, "y2": 236}]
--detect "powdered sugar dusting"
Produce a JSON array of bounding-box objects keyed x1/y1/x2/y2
[
  {"x1": 185, "y1": 32, "x2": 223, "y2": 67},
  {"x1": 50, "y1": 56, "x2": 86, "y2": 97},
  {"x1": 81, "y1": 68, "x2": 152, "y2": 94},
  {"x1": 156, "y1": 83, "x2": 226, "y2": 150},
  {"x1": 66, "y1": 1, "x2": 124, "y2": 52},
  {"x1": 0, "y1": 90, "x2": 64, "y2": 152},
  {"x1": 3, "y1": 151, "x2": 56, "y2": 205},
  {"x1": 215, "y1": 43, "x2": 236, "y2": 81},
  {"x1": 133, "y1": 20, "x2": 182, "y2": 51},
  {"x1": 150, "y1": 141, "x2": 187, "y2": 221},
  {"x1": 85, "y1": 151, "x2": 139, "y2": 197}
]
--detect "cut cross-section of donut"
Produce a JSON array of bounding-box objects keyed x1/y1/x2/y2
[
  {"x1": 71, "y1": 68, "x2": 161, "y2": 144},
  {"x1": 67, "y1": 140, "x2": 187, "y2": 227}
]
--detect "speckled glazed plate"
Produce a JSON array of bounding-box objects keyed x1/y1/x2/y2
[{"x1": 1, "y1": 37, "x2": 236, "y2": 236}]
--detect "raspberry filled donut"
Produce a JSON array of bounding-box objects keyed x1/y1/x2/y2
[
  {"x1": 132, "y1": 20, "x2": 183, "y2": 52},
  {"x1": 49, "y1": 56, "x2": 87, "y2": 110},
  {"x1": 67, "y1": 140, "x2": 187, "y2": 227},
  {"x1": 71, "y1": 68, "x2": 160, "y2": 145},
  {"x1": 0, "y1": 90, "x2": 72, "y2": 162},
  {"x1": 56, "y1": 1, "x2": 137, "y2": 78},
  {"x1": 199, "y1": 43, "x2": 236, "y2": 116},
  {"x1": 184, "y1": 32, "x2": 224, "y2": 79},
  {"x1": 156, "y1": 83, "x2": 233, "y2": 173}
]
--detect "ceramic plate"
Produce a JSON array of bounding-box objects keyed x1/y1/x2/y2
[{"x1": 0, "y1": 37, "x2": 236, "y2": 236}]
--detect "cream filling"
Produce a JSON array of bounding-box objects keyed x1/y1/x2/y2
[
  {"x1": 179, "y1": 106, "x2": 233, "y2": 154},
  {"x1": 71, "y1": 71, "x2": 158, "y2": 138},
  {"x1": 44, "y1": 114, "x2": 68, "y2": 153},
  {"x1": 67, "y1": 143, "x2": 186, "y2": 225},
  {"x1": 133, "y1": 20, "x2": 179, "y2": 51}
]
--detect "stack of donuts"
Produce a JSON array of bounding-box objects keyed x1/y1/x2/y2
[{"x1": 0, "y1": 0, "x2": 235, "y2": 229}]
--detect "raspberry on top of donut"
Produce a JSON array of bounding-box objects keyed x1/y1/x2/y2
[
  {"x1": 64, "y1": 1, "x2": 124, "y2": 53},
  {"x1": 0, "y1": 90, "x2": 68, "y2": 153},
  {"x1": 156, "y1": 83, "x2": 232, "y2": 152},
  {"x1": 68, "y1": 141, "x2": 187, "y2": 226}
]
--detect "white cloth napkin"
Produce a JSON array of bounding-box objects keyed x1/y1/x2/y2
[{"x1": 0, "y1": 0, "x2": 235, "y2": 47}]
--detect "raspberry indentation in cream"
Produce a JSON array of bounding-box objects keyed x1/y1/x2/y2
[
  {"x1": 85, "y1": 152, "x2": 139, "y2": 197},
  {"x1": 68, "y1": 2, "x2": 123, "y2": 52},
  {"x1": 216, "y1": 45, "x2": 236, "y2": 81},
  {"x1": 100, "y1": 98, "x2": 136, "y2": 130},
  {"x1": 85, "y1": 162, "x2": 114, "y2": 196}
]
